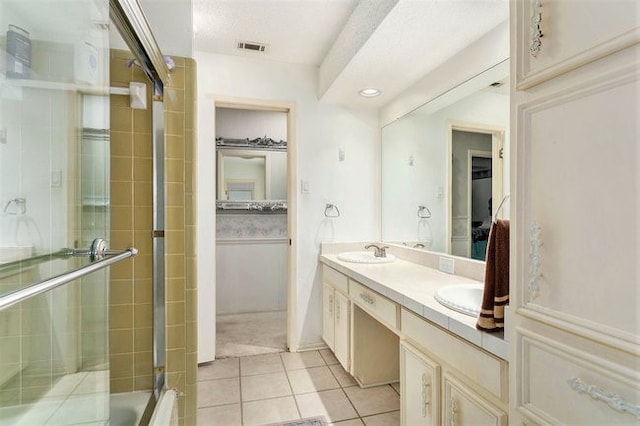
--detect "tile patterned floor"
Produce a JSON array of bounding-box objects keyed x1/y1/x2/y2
[{"x1": 197, "y1": 349, "x2": 400, "y2": 426}]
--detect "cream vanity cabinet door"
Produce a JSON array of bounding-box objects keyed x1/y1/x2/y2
[
  {"x1": 400, "y1": 341, "x2": 440, "y2": 426},
  {"x1": 333, "y1": 290, "x2": 350, "y2": 371},
  {"x1": 443, "y1": 373, "x2": 507, "y2": 426},
  {"x1": 322, "y1": 283, "x2": 335, "y2": 351},
  {"x1": 511, "y1": 2, "x2": 640, "y2": 425},
  {"x1": 513, "y1": 0, "x2": 640, "y2": 89},
  {"x1": 322, "y1": 265, "x2": 350, "y2": 368}
]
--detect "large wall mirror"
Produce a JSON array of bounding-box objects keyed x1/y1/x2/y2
[
  {"x1": 217, "y1": 146, "x2": 287, "y2": 202},
  {"x1": 381, "y1": 60, "x2": 510, "y2": 261}
]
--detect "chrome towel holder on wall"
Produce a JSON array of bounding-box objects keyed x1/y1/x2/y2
[
  {"x1": 417, "y1": 205, "x2": 431, "y2": 218},
  {"x1": 324, "y1": 203, "x2": 340, "y2": 218}
]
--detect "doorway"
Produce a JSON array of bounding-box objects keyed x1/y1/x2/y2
[
  {"x1": 212, "y1": 100, "x2": 295, "y2": 359},
  {"x1": 448, "y1": 125, "x2": 503, "y2": 259}
]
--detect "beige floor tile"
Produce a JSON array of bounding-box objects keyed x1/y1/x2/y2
[
  {"x1": 330, "y1": 419, "x2": 364, "y2": 426},
  {"x1": 328, "y1": 365, "x2": 357, "y2": 388},
  {"x1": 241, "y1": 371, "x2": 292, "y2": 402},
  {"x1": 287, "y1": 366, "x2": 341, "y2": 394},
  {"x1": 281, "y1": 351, "x2": 326, "y2": 370},
  {"x1": 240, "y1": 353, "x2": 284, "y2": 376},
  {"x1": 197, "y1": 403, "x2": 241, "y2": 426},
  {"x1": 197, "y1": 377, "x2": 240, "y2": 408},
  {"x1": 198, "y1": 358, "x2": 240, "y2": 381},
  {"x1": 343, "y1": 385, "x2": 399, "y2": 417},
  {"x1": 295, "y1": 389, "x2": 359, "y2": 423},
  {"x1": 362, "y1": 410, "x2": 400, "y2": 426},
  {"x1": 319, "y1": 349, "x2": 340, "y2": 366},
  {"x1": 390, "y1": 382, "x2": 400, "y2": 395},
  {"x1": 242, "y1": 396, "x2": 299, "y2": 426}
]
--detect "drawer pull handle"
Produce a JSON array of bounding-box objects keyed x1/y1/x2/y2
[
  {"x1": 329, "y1": 294, "x2": 333, "y2": 313},
  {"x1": 568, "y1": 377, "x2": 640, "y2": 418},
  {"x1": 421, "y1": 373, "x2": 430, "y2": 417},
  {"x1": 529, "y1": 222, "x2": 542, "y2": 300},
  {"x1": 449, "y1": 394, "x2": 457, "y2": 426},
  {"x1": 359, "y1": 293, "x2": 374, "y2": 305},
  {"x1": 530, "y1": 0, "x2": 543, "y2": 57}
]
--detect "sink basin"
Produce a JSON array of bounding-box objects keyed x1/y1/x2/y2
[
  {"x1": 434, "y1": 284, "x2": 484, "y2": 317},
  {"x1": 337, "y1": 251, "x2": 396, "y2": 264}
]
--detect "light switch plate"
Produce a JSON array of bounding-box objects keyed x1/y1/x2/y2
[
  {"x1": 439, "y1": 256, "x2": 455, "y2": 274},
  {"x1": 301, "y1": 179, "x2": 310, "y2": 194}
]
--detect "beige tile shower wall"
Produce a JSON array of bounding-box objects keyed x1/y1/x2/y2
[
  {"x1": 109, "y1": 49, "x2": 155, "y2": 393},
  {"x1": 109, "y1": 49, "x2": 197, "y2": 425},
  {"x1": 164, "y1": 57, "x2": 198, "y2": 426}
]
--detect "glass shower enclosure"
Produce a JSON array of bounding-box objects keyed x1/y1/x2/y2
[{"x1": 0, "y1": 0, "x2": 129, "y2": 423}]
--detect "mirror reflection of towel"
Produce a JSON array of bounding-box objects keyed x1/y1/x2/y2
[{"x1": 476, "y1": 219, "x2": 509, "y2": 332}]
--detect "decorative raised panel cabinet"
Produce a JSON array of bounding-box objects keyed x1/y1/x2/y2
[
  {"x1": 511, "y1": 3, "x2": 640, "y2": 424},
  {"x1": 513, "y1": 0, "x2": 640, "y2": 89}
]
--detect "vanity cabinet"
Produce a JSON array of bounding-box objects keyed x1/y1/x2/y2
[
  {"x1": 322, "y1": 283, "x2": 335, "y2": 350},
  {"x1": 443, "y1": 373, "x2": 507, "y2": 426},
  {"x1": 511, "y1": 3, "x2": 640, "y2": 424},
  {"x1": 401, "y1": 308, "x2": 508, "y2": 425},
  {"x1": 333, "y1": 290, "x2": 350, "y2": 370},
  {"x1": 350, "y1": 279, "x2": 400, "y2": 387},
  {"x1": 513, "y1": 0, "x2": 640, "y2": 89},
  {"x1": 400, "y1": 341, "x2": 440, "y2": 426},
  {"x1": 321, "y1": 265, "x2": 350, "y2": 371}
]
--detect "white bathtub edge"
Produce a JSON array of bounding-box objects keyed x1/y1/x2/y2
[{"x1": 149, "y1": 389, "x2": 179, "y2": 426}]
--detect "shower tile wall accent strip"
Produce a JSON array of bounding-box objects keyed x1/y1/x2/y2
[{"x1": 109, "y1": 50, "x2": 198, "y2": 425}]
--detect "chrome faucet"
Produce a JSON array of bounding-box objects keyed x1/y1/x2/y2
[{"x1": 365, "y1": 243, "x2": 389, "y2": 258}]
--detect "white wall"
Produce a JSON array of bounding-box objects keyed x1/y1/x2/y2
[
  {"x1": 216, "y1": 108, "x2": 287, "y2": 141},
  {"x1": 197, "y1": 52, "x2": 379, "y2": 357}
]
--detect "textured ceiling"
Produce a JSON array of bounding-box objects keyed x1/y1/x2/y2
[
  {"x1": 193, "y1": 0, "x2": 359, "y2": 65},
  {"x1": 192, "y1": 0, "x2": 509, "y2": 108}
]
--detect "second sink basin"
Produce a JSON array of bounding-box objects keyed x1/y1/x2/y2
[
  {"x1": 337, "y1": 251, "x2": 396, "y2": 264},
  {"x1": 434, "y1": 284, "x2": 484, "y2": 317}
]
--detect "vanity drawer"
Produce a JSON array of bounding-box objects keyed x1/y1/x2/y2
[
  {"x1": 322, "y1": 265, "x2": 348, "y2": 294},
  {"x1": 350, "y1": 280, "x2": 399, "y2": 330},
  {"x1": 402, "y1": 308, "x2": 507, "y2": 402},
  {"x1": 517, "y1": 330, "x2": 640, "y2": 425}
]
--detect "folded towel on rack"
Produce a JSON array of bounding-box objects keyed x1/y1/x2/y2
[{"x1": 476, "y1": 219, "x2": 509, "y2": 333}]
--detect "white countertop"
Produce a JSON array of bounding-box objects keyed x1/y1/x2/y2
[{"x1": 319, "y1": 254, "x2": 508, "y2": 360}]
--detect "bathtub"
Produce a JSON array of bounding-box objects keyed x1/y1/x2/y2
[{"x1": 111, "y1": 389, "x2": 178, "y2": 426}]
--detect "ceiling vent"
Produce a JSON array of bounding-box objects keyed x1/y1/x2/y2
[{"x1": 237, "y1": 41, "x2": 267, "y2": 52}]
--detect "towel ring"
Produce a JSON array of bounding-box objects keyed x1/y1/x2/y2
[
  {"x1": 493, "y1": 194, "x2": 510, "y2": 223},
  {"x1": 324, "y1": 203, "x2": 340, "y2": 218},
  {"x1": 417, "y1": 205, "x2": 431, "y2": 219}
]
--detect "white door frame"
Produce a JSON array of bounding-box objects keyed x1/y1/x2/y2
[{"x1": 198, "y1": 95, "x2": 298, "y2": 362}]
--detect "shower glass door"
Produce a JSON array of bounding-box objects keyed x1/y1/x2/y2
[{"x1": 0, "y1": 0, "x2": 111, "y2": 423}]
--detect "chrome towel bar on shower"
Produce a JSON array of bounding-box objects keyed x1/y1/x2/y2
[{"x1": 0, "y1": 240, "x2": 138, "y2": 312}]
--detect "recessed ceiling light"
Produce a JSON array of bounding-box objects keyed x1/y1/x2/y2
[{"x1": 359, "y1": 88, "x2": 381, "y2": 97}]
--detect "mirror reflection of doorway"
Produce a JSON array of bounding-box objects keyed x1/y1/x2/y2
[
  {"x1": 450, "y1": 127, "x2": 503, "y2": 259},
  {"x1": 470, "y1": 155, "x2": 492, "y2": 260}
]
